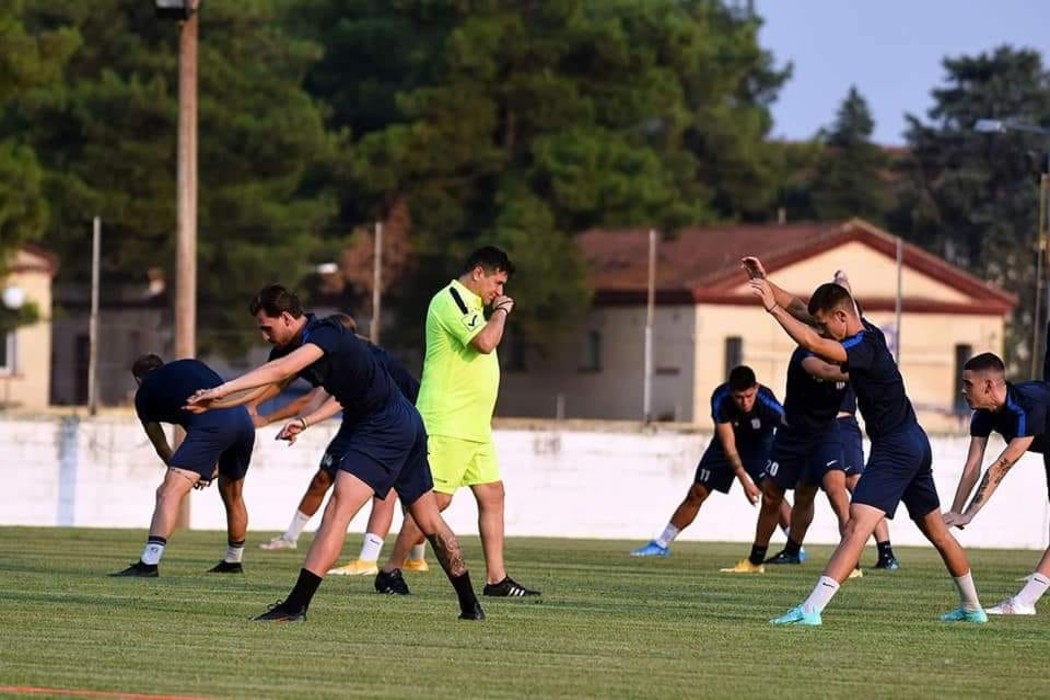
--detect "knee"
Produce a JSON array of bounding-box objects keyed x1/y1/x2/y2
[{"x1": 685, "y1": 485, "x2": 707, "y2": 505}]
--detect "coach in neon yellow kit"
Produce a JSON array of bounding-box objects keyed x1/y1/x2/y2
[{"x1": 376, "y1": 246, "x2": 540, "y2": 597}]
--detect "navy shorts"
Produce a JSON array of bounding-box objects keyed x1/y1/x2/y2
[
  {"x1": 838, "y1": 415, "x2": 865, "y2": 477},
  {"x1": 171, "y1": 408, "x2": 255, "y2": 481},
  {"x1": 766, "y1": 423, "x2": 844, "y2": 491},
  {"x1": 334, "y1": 394, "x2": 434, "y2": 506},
  {"x1": 694, "y1": 436, "x2": 772, "y2": 494},
  {"x1": 319, "y1": 426, "x2": 353, "y2": 478},
  {"x1": 851, "y1": 422, "x2": 939, "y2": 519}
]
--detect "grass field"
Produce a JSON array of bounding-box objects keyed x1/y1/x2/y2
[{"x1": 1, "y1": 528, "x2": 1049, "y2": 699}]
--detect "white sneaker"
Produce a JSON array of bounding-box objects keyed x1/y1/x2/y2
[
  {"x1": 259, "y1": 536, "x2": 297, "y2": 551},
  {"x1": 986, "y1": 599, "x2": 1036, "y2": 616}
]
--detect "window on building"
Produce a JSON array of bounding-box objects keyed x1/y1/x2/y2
[
  {"x1": 724, "y1": 336, "x2": 743, "y2": 379},
  {"x1": 953, "y1": 343, "x2": 973, "y2": 415},
  {"x1": 579, "y1": 330, "x2": 602, "y2": 372}
]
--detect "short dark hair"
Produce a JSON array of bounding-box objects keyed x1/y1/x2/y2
[
  {"x1": 963, "y1": 352, "x2": 1005, "y2": 374},
  {"x1": 249, "y1": 284, "x2": 303, "y2": 318},
  {"x1": 325, "y1": 312, "x2": 357, "y2": 333},
  {"x1": 132, "y1": 353, "x2": 164, "y2": 380},
  {"x1": 807, "y1": 282, "x2": 856, "y2": 316},
  {"x1": 464, "y1": 246, "x2": 514, "y2": 277},
  {"x1": 728, "y1": 365, "x2": 757, "y2": 391}
]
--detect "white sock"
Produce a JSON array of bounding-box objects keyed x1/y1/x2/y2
[
  {"x1": 409, "y1": 543, "x2": 427, "y2": 561},
  {"x1": 655, "y1": 524, "x2": 680, "y2": 549},
  {"x1": 953, "y1": 571, "x2": 982, "y2": 611},
  {"x1": 359, "y1": 533, "x2": 384, "y2": 562},
  {"x1": 801, "y1": 576, "x2": 840, "y2": 615},
  {"x1": 141, "y1": 541, "x2": 165, "y2": 566},
  {"x1": 224, "y1": 543, "x2": 245, "y2": 564},
  {"x1": 283, "y1": 510, "x2": 311, "y2": 541},
  {"x1": 1014, "y1": 572, "x2": 1050, "y2": 607}
]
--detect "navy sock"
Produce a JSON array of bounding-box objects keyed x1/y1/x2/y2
[
  {"x1": 749, "y1": 545, "x2": 768, "y2": 565},
  {"x1": 784, "y1": 538, "x2": 802, "y2": 557},
  {"x1": 284, "y1": 568, "x2": 323, "y2": 613},
  {"x1": 450, "y1": 571, "x2": 479, "y2": 612},
  {"x1": 877, "y1": 541, "x2": 894, "y2": 559}
]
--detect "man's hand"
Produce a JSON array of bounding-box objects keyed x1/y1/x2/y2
[
  {"x1": 276, "y1": 419, "x2": 306, "y2": 445},
  {"x1": 748, "y1": 279, "x2": 777, "y2": 312},
  {"x1": 741, "y1": 256, "x2": 767, "y2": 280},
  {"x1": 942, "y1": 511, "x2": 972, "y2": 530},
  {"x1": 185, "y1": 386, "x2": 226, "y2": 412},
  {"x1": 492, "y1": 295, "x2": 515, "y2": 315},
  {"x1": 193, "y1": 468, "x2": 218, "y2": 490},
  {"x1": 741, "y1": 477, "x2": 760, "y2": 506}
]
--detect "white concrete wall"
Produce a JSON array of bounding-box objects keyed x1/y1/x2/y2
[{"x1": 3, "y1": 416, "x2": 1048, "y2": 551}]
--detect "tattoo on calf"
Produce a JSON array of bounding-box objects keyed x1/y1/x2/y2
[{"x1": 426, "y1": 528, "x2": 467, "y2": 577}]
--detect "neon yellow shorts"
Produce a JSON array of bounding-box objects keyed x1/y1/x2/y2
[{"x1": 428, "y1": 434, "x2": 501, "y2": 494}]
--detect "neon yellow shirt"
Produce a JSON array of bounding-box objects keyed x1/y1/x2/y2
[{"x1": 415, "y1": 279, "x2": 500, "y2": 441}]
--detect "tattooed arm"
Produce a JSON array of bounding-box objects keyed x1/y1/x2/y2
[{"x1": 943, "y1": 435, "x2": 1034, "y2": 529}]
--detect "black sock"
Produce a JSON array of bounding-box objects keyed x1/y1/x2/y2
[
  {"x1": 450, "y1": 571, "x2": 479, "y2": 613},
  {"x1": 284, "y1": 568, "x2": 323, "y2": 613},
  {"x1": 877, "y1": 540, "x2": 894, "y2": 559},
  {"x1": 147, "y1": 535, "x2": 167, "y2": 546},
  {"x1": 228, "y1": 538, "x2": 245, "y2": 548},
  {"x1": 784, "y1": 538, "x2": 802, "y2": 557},
  {"x1": 748, "y1": 545, "x2": 768, "y2": 566}
]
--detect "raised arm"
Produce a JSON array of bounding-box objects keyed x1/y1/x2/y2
[
  {"x1": 944, "y1": 435, "x2": 1033, "y2": 528},
  {"x1": 469, "y1": 295, "x2": 514, "y2": 355},
  {"x1": 749, "y1": 279, "x2": 847, "y2": 364},
  {"x1": 741, "y1": 257, "x2": 814, "y2": 325}
]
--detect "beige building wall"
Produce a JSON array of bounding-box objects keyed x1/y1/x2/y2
[
  {"x1": 498, "y1": 305, "x2": 697, "y2": 422},
  {"x1": 3, "y1": 249, "x2": 54, "y2": 410}
]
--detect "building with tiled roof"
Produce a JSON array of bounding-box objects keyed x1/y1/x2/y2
[{"x1": 498, "y1": 219, "x2": 1016, "y2": 432}]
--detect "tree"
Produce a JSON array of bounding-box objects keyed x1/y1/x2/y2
[
  {"x1": 0, "y1": 0, "x2": 78, "y2": 267},
  {"x1": 16, "y1": 0, "x2": 339, "y2": 355},
  {"x1": 293, "y1": 0, "x2": 788, "y2": 351},
  {"x1": 889, "y1": 46, "x2": 1050, "y2": 371},
  {"x1": 808, "y1": 86, "x2": 892, "y2": 222}
]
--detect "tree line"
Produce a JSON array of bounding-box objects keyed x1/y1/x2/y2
[{"x1": 1, "y1": 1, "x2": 1048, "y2": 369}]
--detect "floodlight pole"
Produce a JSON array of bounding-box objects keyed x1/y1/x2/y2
[
  {"x1": 174, "y1": 2, "x2": 199, "y2": 362},
  {"x1": 643, "y1": 229, "x2": 656, "y2": 424}
]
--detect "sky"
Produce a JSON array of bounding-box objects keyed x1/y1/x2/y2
[{"x1": 756, "y1": 0, "x2": 1050, "y2": 145}]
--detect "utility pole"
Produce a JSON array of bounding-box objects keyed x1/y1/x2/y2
[
  {"x1": 371, "y1": 221, "x2": 383, "y2": 344},
  {"x1": 175, "y1": 1, "x2": 199, "y2": 360},
  {"x1": 643, "y1": 229, "x2": 656, "y2": 424},
  {"x1": 88, "y1": 217, "x2": 101, "y2": 415}
]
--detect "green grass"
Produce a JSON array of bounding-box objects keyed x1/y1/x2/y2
[{"x1": 1, "y1": 528, "x2": 1049, "y2": 699}]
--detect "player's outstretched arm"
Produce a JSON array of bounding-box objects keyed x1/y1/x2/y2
[
  {"x1": 741, "y1": 257, "x2": 813, "y2": 325},
  {"x1": 186, "y1": 345, "x2": 324, "y2": 411},
  {"x1": 944, "y1": 436, "x2": 1032, "y2": 528},
  {"x1": 256, "y1": 386, "x2": 329, "y2": 427},
  {"x1": 947, "y1": 436, "x2": 989, "y2": 513},
  {"x1": 276, "y1": 395, "x2": 344, "y2": 444},
  {"x1": 749, "y1": 279, "x2": 847, "y2": 364}
]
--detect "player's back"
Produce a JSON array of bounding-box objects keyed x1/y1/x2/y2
[
  {"x1": 843, "y1": 320, "x2": 917, "y2": 439},
  {"x1": 369, "y1": 344, "x2": 420, "y2": 404},
  {"x1": 135, "y1": 359, "x2": 237, "y2": 429},
  {"x1": 971, "y1": 380, "x2": 1050, "y2": 453}
]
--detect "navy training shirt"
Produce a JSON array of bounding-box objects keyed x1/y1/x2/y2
[
  {"x1": 268, "y1": 315, "x2": 398, "y2": 423},
  {"x1": 840, "y1": 319, "x2": 917, "y2": 439},
  {"x1": 783, "y1": 347, "x2": 847, "y2": 431},
  {"x1": 135, "y1": 358, "x2": 238, "y2": 429},
  {"x1": 839, "y1": 385, "x2": 857, "y2": 415},
  {"x1": 370, "y1": 343, "x2": 419, "y2": 404},
  {"x1": 710, "y1": 382, "x2": 783, "y2": 448},
  {"x1": 970, "y1": 381, "x2": 1050, "y2": 453}
]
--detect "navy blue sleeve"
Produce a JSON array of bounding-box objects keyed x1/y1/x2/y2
[
  {"x1": 842, "y1": 332, "x2": 876, "y2": 372},
  {"x1": 134, "y1": 390, "x2": 155, "y2": 424},
  {"x1": 757, "y1": 386, "x2": 784, "y2": 422},
  {"x1": 302, "y1": 323, "x2": 342, "y2": 355},
  {"x1": 1009, "y1": 396, "x2": 1045, "y2": 439},
  {"x1": 969, "y1": 410, "x2": 992, "y2": 438},
  {"x1": 711, "y1": 388, "x2": 731, "y2": 423}
]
